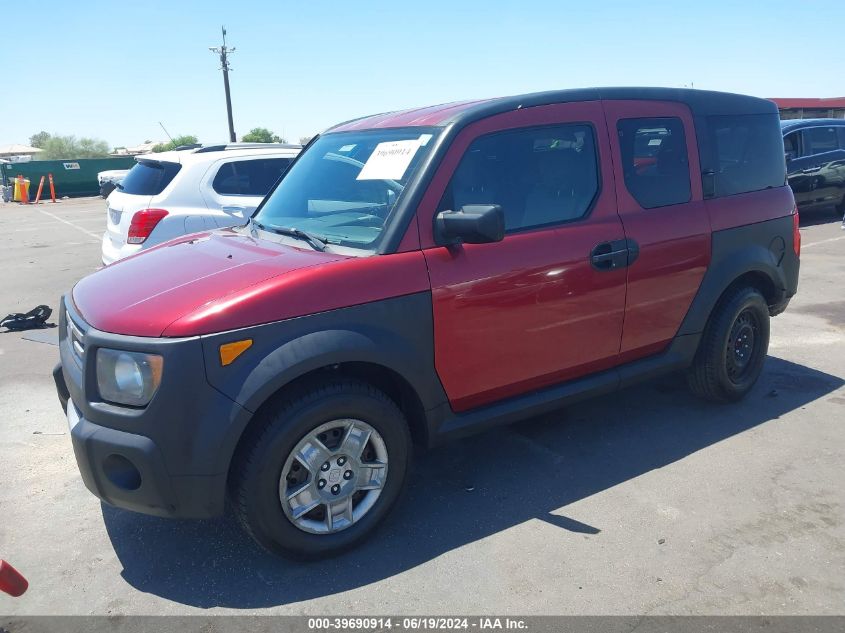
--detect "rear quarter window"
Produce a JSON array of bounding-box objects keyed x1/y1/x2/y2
[
  {"x1": 119, "y1": 160, "x2": 181, "y2": 195},
  {"x1": 212, "y1": 157, "x2": 293, "y2": 196},
  {"x1": 707, "y1": 114, "x2": 785, "y2": 197}
]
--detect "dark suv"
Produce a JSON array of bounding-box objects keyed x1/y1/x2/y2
[
  {"x1": 54, "y1": 88, "x2": 800, "y2": 558},
  {"x1": 782, "y1": 118, "x2": 845, "y2": 217}
]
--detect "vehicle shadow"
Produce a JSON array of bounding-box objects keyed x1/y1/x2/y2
[{"x1": 102, "y1": 355, "x2": 843, "y2": 608}]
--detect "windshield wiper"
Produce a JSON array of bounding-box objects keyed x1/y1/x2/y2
[{"x1": 251, "y1": 218, "x2": 327, "y2": 252}]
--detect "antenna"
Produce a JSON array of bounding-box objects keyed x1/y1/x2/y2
[{"x1": 158, "y1": 121, "x2": 174, "y2": 144}]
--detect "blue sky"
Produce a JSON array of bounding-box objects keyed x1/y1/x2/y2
[{"x1": 2, "y1": 0, "x2": 841, "y2": 148}]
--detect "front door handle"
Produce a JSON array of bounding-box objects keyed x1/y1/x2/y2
[{"x1": 591, "y1": 239, "x2": 639, "y2": 271}]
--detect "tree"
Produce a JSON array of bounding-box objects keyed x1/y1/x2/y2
[
  {"x1": 242, "y1": 127, "x2": 285, "y2": 143},
  {"x1": 151, "y1": 135, "x2": 199, "y2": 152},
  {"x1": 299, "y1": 135, "x2": 314, "y2": 145},
  {"x1": 29, "y1": 131, "x2": 51, "y2": 149},
  {"x1": 36, "y1": 134, "x2": 111, "y2": 160},
  {"x1": 77, "y1": 137, "x2": 111, "y2": 157}
]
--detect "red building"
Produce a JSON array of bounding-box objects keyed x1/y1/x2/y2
[{"x1": 769, "y1": 97, "x2": 845, "y2": 120}]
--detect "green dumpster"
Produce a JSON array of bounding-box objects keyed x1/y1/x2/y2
[{"x1": 0, "y1": 157, "x2": 136, "y2": 198}]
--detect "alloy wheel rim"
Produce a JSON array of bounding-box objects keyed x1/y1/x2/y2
[{"x1": 279, "y1": 419, "x2": 388, "y2": 534}]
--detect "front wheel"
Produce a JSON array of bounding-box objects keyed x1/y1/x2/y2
[
  {"x1": 687, "y1": 286, "x2": 770, "y2": 402},
  {"x1": 230, "y1": 380, "x2": 411, "y2": 559}
]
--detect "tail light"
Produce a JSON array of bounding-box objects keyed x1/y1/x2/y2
[
  {"x1": 127, "y1": 208, "x2": 168, "y2": 244},
  {"x1": 0, "y1": 560, "x2": 28, "y2": 597},
  {"x1": 792, "y1": 207, "x2": 800, "y2": 257}
]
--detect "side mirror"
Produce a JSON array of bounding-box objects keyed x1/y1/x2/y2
[{"x1": 435, "y1": 204, "x2": 505, "y2": 245}]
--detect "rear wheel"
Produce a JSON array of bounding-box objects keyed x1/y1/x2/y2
[
  {"x1": 687, "y1": 286, "x2": 770, "y2": 402},
  {"x1": 230, "y1": 380, "x2": 411, "y2": 559}
]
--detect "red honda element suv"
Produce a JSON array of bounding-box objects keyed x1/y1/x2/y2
[{"x1": 54, "y1": 88, "x2": 799, "y2": 558}]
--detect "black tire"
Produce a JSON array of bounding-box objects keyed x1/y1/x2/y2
[
  {"x1": 230, "y1": 379, "x2": 411, "y2": 559},
  {"x1": 687, "y1": 286, "x2": 770, "y2": 402}
]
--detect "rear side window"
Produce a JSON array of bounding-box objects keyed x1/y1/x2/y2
[
  {"x1": 212, "y1": 158, "x2": 292, "y2": 196},
  {"x1": 119, "y1": 160, "x2": 181, "y2": 195},
  {"x1": 803, "y1": 126, "x2": 839, "y2": 155},
  {"x1": 617, "y1": 117, "x2": 691, "y2": 209},
  {"x1": 707, "y1": 114, "x2": 785, "y2": 197},
  {"x1": 439, "y1": 124, "x2": 599, "y2": 232}
]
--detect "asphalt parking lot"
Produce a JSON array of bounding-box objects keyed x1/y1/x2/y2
[{"x1": 0, "y1": 197, "x2": 843, "y2": 616}]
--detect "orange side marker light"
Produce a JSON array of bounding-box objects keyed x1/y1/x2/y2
[{"x1": 219, "y1": 339, "x2": 253, "y2": 366}]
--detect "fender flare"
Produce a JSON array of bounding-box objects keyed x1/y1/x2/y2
[
  {"x1": 678, "y1": 241, "x2": 786, "y2": 337},
  {"x1": 204, "y1": 313, "x2": 446, "y2": 475},
  {"x1": 235, "y1": 326, "x2": 439, "y2": 414}
]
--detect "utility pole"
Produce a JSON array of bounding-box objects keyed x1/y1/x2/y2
[{"x1": 209, "y1": 26, "x2": 236, "y2": 142}]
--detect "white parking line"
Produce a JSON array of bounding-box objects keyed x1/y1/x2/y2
[
  {"x1": 803, "y1": 234, "x2": 845, "y2": 249},
  {"x1": 34, "y1": 208, "x2": 100, "y2": 242}
]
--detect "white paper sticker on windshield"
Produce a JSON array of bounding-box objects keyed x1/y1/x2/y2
[
  {"x1": 356, "y1": 140, "x2": 421, "y2": 180},
  {"x1": 338, "y1": 144, "x2": 356, "y2": 152}
]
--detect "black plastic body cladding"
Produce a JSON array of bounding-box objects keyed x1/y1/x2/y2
[
  {"x1": 57, "y1": 293, "x2": 447, "y2": 519},
  {"x1": 678, "y1": 215, "x2": 799, "y2": 337},
  {"x1": 201, "y1": 292, "x2": 447, "y2": 465},
  {"x1": 59, "y1": 298, "x2": 247, "y2": 517}
]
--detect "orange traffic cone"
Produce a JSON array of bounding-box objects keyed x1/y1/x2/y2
[{"x1": 33, "y1": 176, "x2": 46, "y2": 204}]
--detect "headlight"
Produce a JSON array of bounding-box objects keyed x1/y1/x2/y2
[{"x1": 96, "y1": 349, "x2": 163, "y2": 407}]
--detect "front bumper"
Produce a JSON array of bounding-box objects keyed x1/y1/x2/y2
[
  {"x1": 67, "y1": 396, "x2": 184, "y2": 516},
  {"x1": 55, "y1": 297, "x2": 251, "y2": 519}
]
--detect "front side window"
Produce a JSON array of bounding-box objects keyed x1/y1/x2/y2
[
  {"x1": 617, "y1": 117, "x2": 691, "y2": 208},
  {"x1": 803, "y1": 126, "x2": 839, "y2": 156},
  {"x1": 212, "y1": 158, "x2": 292, "y2": 196},
  {"x1": 438, "y1": 124, "x2": 599, "y2": 232},
  {"x1": 255, "y1": 128, "x2": 437, "y2": 251},
  {"x1": 707, "y1": 114, "x2": 785, "y2": 197}
]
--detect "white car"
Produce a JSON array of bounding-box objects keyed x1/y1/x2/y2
[
  {"x1": 97, "y1": 169, "x2": 130, "y2": 198},
  {"x1": 102, "y1": 143, "x2": 301, "y2": 264}
]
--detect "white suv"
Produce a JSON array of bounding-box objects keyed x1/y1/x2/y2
[{"x1": 102, "y1": 143, "x2": 301, "y2": 264}]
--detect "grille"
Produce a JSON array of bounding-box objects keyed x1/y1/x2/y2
[{"x1": 66, "y1": 310, "x2": 85, "y2": 367}]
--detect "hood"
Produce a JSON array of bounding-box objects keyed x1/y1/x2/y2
[{"x1": 72, "y1": 229, "x2": 348, "y2": 337}]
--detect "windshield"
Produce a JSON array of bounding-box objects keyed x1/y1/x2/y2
[{"x1": 254, "y1": 127, "x2": 438, "y2": 251}]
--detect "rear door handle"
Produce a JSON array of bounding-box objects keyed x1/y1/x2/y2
[{"x1": 591, "y1": 239, "x2": 639, "y2": 271}]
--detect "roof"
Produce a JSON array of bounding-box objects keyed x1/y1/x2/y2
[
  {"x1": 0, "y1": 144, "x2": 44, "y2": 156},
  {"x1": 780, "y1": 118, "x2": 845, "y2": 132},
  {"x1": 770, "y1": 97, "x2": 845, "y2": 109},
  {"x1": 328, "y1": 99, "x2": 493, "y2": 132},
  {"x1": 327, "y1": 87, "x2": 778, "y2": 133},
  {"x1": 134, "y1": 144, "x2": 302, "y2": 165}
]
